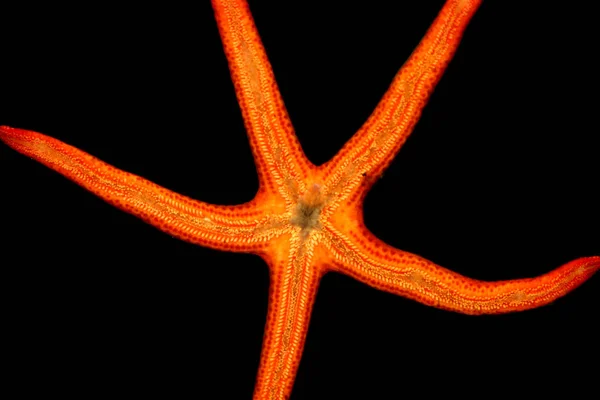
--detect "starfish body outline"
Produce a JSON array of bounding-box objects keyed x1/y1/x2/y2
[{"x1": 1, "y1": 1, "x2": 598, "y2": 399}]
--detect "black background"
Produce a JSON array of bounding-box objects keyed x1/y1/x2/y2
[{"x1": 1, "y1": 1, "x2": 598, "y2": 399}]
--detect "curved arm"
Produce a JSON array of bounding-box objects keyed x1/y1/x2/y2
[
  {"x1": 212, "y1": 0, "x2": 313, "y2": 199},
  {"x1": 321, "y1": 0, "x2": 482, "y2": 204},
  {"x1": 323, "y1": 224, "x2": 599, "y2": 315},
  {"x1": 0, "y1": 126, "x2": 276, "y2": 253}
]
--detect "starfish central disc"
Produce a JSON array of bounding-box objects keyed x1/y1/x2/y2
[{"x1": 290, "y1": 183, "x2": 324, "y2": 234}]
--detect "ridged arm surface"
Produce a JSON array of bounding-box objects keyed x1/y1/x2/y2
[
  {"x1": 254, "y1": 235, "x2": 324, "y2": 400},
  {"x1": 324, "y1": 219, "x2": 600, "y2": 314},
  {"x1": 321, "y1": 0, "x2": 482, "y2": 205},
  {"x1": 212, "y1": 0, "x2": 314, "y2": 200},
  {"x1": 0, "y1": 126, "x2": 279, "y2": 253}
]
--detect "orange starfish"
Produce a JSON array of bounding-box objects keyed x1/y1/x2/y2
[{"x1": 1, "y1": 0, "x2": 598, "y2": 399}]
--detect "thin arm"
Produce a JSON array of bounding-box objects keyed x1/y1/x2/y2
[
  {"x1": 254, "y1": 236, "x2": 323, "y2": 399},
  {"x1": 0, "y1": 126, "x2": 274, "y2": 253},
  {"x1": 321, "y1": 0, "x2": 482, "y2": 203},
  {"x1": 212, "y1": 0, "x2": 312, "y2": 199},
  {"x1": 324, "y1": 225, "x2": 599, "y2": 314}
]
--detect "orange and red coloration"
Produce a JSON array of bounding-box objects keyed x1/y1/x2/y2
[{"x1": 1, "y1": 0, "x2": 598, "y2": 399}]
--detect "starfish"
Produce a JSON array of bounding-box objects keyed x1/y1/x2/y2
[{"x1": 1, "y1": 0, "x2": 598, "y2": 398}]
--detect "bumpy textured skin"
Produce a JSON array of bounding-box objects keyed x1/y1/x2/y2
[{"x1": 1, "y1": 1, "x2": 598, "y2": 399}]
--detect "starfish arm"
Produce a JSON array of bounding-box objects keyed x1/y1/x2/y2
[
  {"x1": 321, "y1": 0, "x2": 482, "y2": 203},
  {"x1": 324, "y1": 225, "x2": 599, "y2": 315},
  {"x1": 0, "y1": 126, "x2": 275, "y2": 252},
  {"x1": 211, "y1": 0, "x2": 312, "y2": 199},
  {"x1": 254, "y1": 235, "x2": 324, "y2": 400}
]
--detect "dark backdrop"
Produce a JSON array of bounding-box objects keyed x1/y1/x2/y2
[{"x1": 2, "y1": 1, "x2": 598, "y2": 399}]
